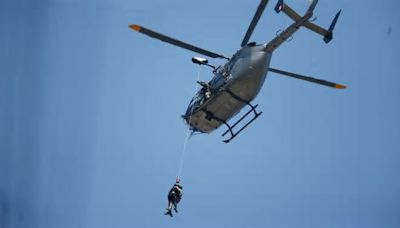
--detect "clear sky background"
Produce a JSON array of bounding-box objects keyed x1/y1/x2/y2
[{"x1": 1, "y1": 0, "x2": 399, "y2": 227}]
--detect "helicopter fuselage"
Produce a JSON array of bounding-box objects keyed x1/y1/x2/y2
[
  {"x1": 131, "y1": 0, "x2": 343, "y2": 142},
  {"x1": 183, "y1": 44, "x2": 271, "y2": 133}
]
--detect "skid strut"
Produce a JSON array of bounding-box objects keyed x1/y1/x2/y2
[{"x1": 220, "y1": 90, "x2": 263, "y2": 143}]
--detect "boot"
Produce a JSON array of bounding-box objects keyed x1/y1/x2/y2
[{"x1": 164, "y1": 210, "x2": 173, "y2": 217}]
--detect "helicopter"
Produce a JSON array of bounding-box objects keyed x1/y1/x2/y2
[{"x1": 130, "y1": 0, "x2": 345, "y2": 143}]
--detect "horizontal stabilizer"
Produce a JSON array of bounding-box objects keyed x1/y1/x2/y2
[{"x1": 274, "y1": 0, "x2": 284, "y2": 13}]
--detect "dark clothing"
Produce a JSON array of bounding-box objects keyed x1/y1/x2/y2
[
  {"x1": 165, "y1": 183, "x2": 183, "y2": 217},
  {"x1": 168, "y1": 184, "x2": 182, "y2": 201}
]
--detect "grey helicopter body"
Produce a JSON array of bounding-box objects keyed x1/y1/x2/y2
[
  {"x1": 183, "y1": 44, "x2": 270, "y2": 135},
  {"x1": 130, "y1": 0, "x2": 345, "y2": 143}
]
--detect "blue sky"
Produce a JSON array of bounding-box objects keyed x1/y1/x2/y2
[{"x1": 1, "y1": 0, "x2": 400, "y2": 227}]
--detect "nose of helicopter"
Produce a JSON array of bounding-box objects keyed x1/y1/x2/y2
[{"x1": 182, "y1": 107, "x2": 192, "y2": 121}]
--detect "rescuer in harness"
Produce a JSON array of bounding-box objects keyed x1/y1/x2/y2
[{"x1": 164, "y1": 177, "x2": 183, "y2": 217}]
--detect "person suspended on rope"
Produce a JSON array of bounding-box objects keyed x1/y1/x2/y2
[{"x1": 164, "y1": 177, "x2": 183, "y2": 217}]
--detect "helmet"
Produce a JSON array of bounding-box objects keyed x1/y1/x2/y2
[{"x1": 176, "y1": 177, "x2": 180, "y2": 183}]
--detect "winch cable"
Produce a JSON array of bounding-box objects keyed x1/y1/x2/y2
[{"x1": 176, "y1": 66, "x2": 202, "y2": 179}]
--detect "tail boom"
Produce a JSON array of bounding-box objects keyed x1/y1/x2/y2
[
  {"x1": 265, "y1": 1, "x2": 314, "y2": 52},
  {"x1": 268, "y1": 0, "x2": 341, "y2": 51}
]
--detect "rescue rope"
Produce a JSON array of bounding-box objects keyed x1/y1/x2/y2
[{"x1": 177, "y1": 66, "x2": 202, "y2": 178}]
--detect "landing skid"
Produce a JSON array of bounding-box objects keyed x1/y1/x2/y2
[{"x1": 221, "y1": 102, "x2": 262, "y2": 143}]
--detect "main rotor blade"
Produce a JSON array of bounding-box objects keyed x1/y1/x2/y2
[
  {"x1": 241, "y1": 0, "x2": 269, "y2": 47},
  {"x1": 129, "y1": 24, "x2": 229, "y2": 60},
  {"x1": 268, "y1": 67, "x2": 346, "y2": 89}
]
